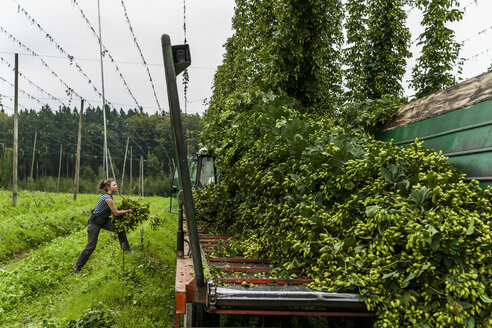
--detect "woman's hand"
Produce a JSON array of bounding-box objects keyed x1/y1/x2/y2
[{"x1": 106, "y1": 198, "x2": 133, "y2": 216}]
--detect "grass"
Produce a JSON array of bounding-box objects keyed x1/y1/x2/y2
[
  {"x1": 0, "y1": 191, "x2": 177, "y2": 328},
  {"x1": 0, "y1": 191, "x2": 95, "y2": 263}
]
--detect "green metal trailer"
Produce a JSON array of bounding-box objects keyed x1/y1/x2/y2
[{"x1": 377, "y1": 71, "x2": 492, "y2": 188}]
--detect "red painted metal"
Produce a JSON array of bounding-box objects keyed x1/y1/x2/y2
[
  {"x1": 198, "y1": 234, "x2": 229, "y2": 239},
  {"x1": 217, "y1": 278, "x2": 314, "y2": 285},
  {"x1": 219, "y1": 266, "x2": 273, "y2": 272},
  {"x1": 175, "y1": 292, "x2": 187, "y2": 314},
  {"x1": 216, "y1": 266, "x2": 302, "y2": 273},
  {"x1": 174, "y1": 314, "x2": 180, "y2": 328},
  {"x1": 214, "y1": 309, "x2": 375, "y2": 317},
  {"x1": 208, "y1": 257, "x2": 272, "y2": 263},
  {"x1": 200, "y1": 241, "x2": 228, "y2": 245}
]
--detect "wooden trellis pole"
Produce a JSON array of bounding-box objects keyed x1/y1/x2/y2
[
  {"x1": 108, "y1": 148, "x2": 118, "y2": 195},
  {"x1": 73, "y1": 99, "x2": 84, "y2": 201},
  {"x1": 140, "y1": 155, "x2": 144, "y2": 196},
  {"x1": 138, "y1": 156, "x2": 142, "y2": 196},
  {"x1": 29, "y1": 131, "x2": 37, "y2": 192},
  {"x1": 120, "y1": 137, "x2": 129, "y2": 194},
  {"x1": 130, "y1": 146, "x2": 133, "y2": 195},
  {"x1": 57, "y1": 143, "x2": 63, "y2": 193},
  {"x1": 12, "y1": 53, "x2": 18, "y2": 206}
]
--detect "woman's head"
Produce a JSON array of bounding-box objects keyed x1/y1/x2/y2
[{"x1": 98, "y1": 178, "x2": 116, "y2": 192}]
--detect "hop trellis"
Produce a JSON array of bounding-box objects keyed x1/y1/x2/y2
[
  {"x1": 463, "y1": 0, "x2": 481, "y2": 13},
  {"x1": 0, "y1": 56, "x2": 66, "y2": 107},
  {"x1": 119, "y1": 0, "x2": 162, "y2": 113},
  {"x1": 68, "y1": 0, "x2": 142, "y2": 110},
  {"x1": 0, "y1": 76, "x2": 42, "y2": 106},
  {"x1": 0, "y1": 25, "x2": 89, "y2": 107},
  {"x1": 15, "y1": 1, "x2": 105, "y2": 104}
]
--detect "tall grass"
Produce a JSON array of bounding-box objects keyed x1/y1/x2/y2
[
  {"x1": 0, "y1": 196, "x2": 177, "y2": 328},
  {"x1": 0, "y1": 191, "x2": 94, "y2": 263}
]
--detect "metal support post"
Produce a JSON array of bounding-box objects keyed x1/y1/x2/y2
[{"x1": 161, "y1": 34, "x2": 204, "y2": 287}]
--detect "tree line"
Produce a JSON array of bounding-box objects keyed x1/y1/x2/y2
[{"x1": 0, "y1": 105, "x2": 203, "y2": 195}]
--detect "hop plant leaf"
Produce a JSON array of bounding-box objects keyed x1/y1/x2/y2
[{"x1": 112, "y1": 197, "x2": 150, "y2": 233}]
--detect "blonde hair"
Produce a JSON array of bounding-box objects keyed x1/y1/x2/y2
[{"x1": 98, "y1": 178, "x2": 115, "y2": 192}]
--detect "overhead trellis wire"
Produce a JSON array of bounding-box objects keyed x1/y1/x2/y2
[
  {"x1": 1, "y1": 95, "x2": 29, "y2": 111},
  {"x1": 119, "y1": 0, "x2": 162, "y2": 113},
  {"x1": 68, "y1": 0, "x2": 142, "y2": 109},
  {"x1": 463, "y1": 0, "x2": 481, "y2": 13},
  {"x1": 459, "y1": 24, "x2": 492, "y2": 45},
  {"x1": 0, "y1": 55, "x2": 66, "y2": 107},
  {"x1": 0, "y1": 25, "x2": 94, "y2": 108},
  {"x1": 0, "y1": 51, "x2": 216, "y2": 70},
  {"x1": 14, "y1": 1, "x2": 104, "y2": 104},
  {"x1": 465, "y1": 46, "x2": 492, "y2": 61},
  {"x1": 0, "y1": 75, "x2": 44, "y2": 106}
]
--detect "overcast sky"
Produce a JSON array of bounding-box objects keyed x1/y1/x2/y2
[
  {"x1": 0, "y1": 0, "x2": 235, "y2": 115},
  {"x1": 0, "y1": 0, "x2": 491, "y2": 116}
]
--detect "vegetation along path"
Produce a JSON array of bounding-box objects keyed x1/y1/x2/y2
[{"x1": 0, "y1": 191, "x2": 177, "y2": 328}]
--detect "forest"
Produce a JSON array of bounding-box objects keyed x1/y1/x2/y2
[{"x1": 0, "y1": 105, "x2": 202, "y2": 195}]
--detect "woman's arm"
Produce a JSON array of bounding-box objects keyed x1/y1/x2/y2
[{"x1": 106, "y1": 198, "x2": 133, "y2": 216}]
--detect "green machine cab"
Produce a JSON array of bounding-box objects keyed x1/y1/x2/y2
[{"x1": 170, "y1": 148, "x2": 217, "y2": 214}]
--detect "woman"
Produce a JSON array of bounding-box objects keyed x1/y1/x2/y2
[{"x1": 73, "y1": 178, "x2": 133, "y2": 273}]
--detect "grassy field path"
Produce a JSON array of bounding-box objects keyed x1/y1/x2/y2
[{"x1": 0, "y1": 192, "x2": 177, "y2": 328}]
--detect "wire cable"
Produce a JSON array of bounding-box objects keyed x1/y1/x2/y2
[
  {"x1": 0, "y1": 51, "x2": 216, "y2": 69},
  {"x1": 0, "y1": 25, "x2": 94, "y2": 107},
  {"x1": 0, "y1": 55, "x2": 66, "y2": 107},
  {"x1": 119, "y1": 0, "x2": 162, "y2": 112},
  {"x1": 459, "y1": 24, "x2": 492, "y2": 45},
  {"x1": 465, "y1": 46, "x2": 492, "y2": 61},
  {"x1": 14, "y1": 1, "x2": 104, "y2": 103},
  {"x1": 68, "y1": 0, "x2": 142, "y2": 109},
  {"x1": 0, "y1": 75, "x2": 43, "y2": 106},
  {"x1": 463, "y1": 0, "x2": 481, "y2": 13}
]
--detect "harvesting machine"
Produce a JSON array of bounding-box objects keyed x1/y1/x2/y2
[
  {"x1": 162, "y1": 33, "x2": 492, "y2": 327},
  {"x1": 161, "y1": 35, "x2": 375, "y2": 327}
]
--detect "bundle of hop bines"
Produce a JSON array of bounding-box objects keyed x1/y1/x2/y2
[{"x1": 112, "y1": 197, "x2": 150, "y2": 233}]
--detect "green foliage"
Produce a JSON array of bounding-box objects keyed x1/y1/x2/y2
[
  {"x1": 0, "y1": 143, "x2": 12, "y2": 188},
  {"x1": 0, "y1": 228, "x2": 92, "y2": 314},
  {"x1": 197, "y1": 1, "x2": 482, "y2": 326},
  {"x1": 209, "y1": 0, "x2": 344, "y2": 115},
  {"x1": 149, "y1": 214, "x2": 165, "y2": 231},
  {"x1": 337, "y1": 95, "x2": 402, "y2": 134},
  {"x1": 0, "y1": 196, "x2": 175, "y2": 328},
  {"x1": 65, "y1": 306, "x2": 120, "y2": 328},
  {"x1": 0, "y1": 191, "x2": 94, "y2": 263},
  {"x1": 363, "y1": 0, "x2": 411, "y2": 99},
  {"x1": 196, "y1": 91, "x2": 492, "y2": 327},
  {"x1": 112, "y1": 197, "x2": 150, "y2": 233},
  {"x1": 343, "y1": 0, "x2": 368, "y2": 101},
  {"x1": 411, "y1": 0, "x2": 463, "y2": 98},
  {"x1": 343, "y1": 0, "x2": 412, "y2": 101}
]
